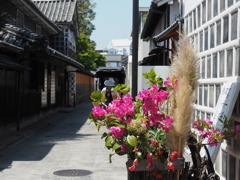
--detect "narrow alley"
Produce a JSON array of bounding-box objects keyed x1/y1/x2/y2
[{"x1": 0, "y1": 102, "x2": 127, "y2": 180}]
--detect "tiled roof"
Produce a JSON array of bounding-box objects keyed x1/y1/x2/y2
[
  {"x1": 0, "y1": 24, "x2": 48, "y2": 50},
  {"x1": 9, "y1": 0, "x2": 61, "y2": 34},
  {"x1": 31, "y1": 0, "x2": 77, "y2": 23}
]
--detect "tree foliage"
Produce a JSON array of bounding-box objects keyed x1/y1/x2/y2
[
  {"x1": 76, "y1": 0, "x2": 106, "y2": 70},
  {"x1": 76, "y1": 33, "x2": 106, "y2": 70}
]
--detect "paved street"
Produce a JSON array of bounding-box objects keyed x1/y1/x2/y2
[{"x1": 0, "y1": 102, "x2": 127, "y2": 180}]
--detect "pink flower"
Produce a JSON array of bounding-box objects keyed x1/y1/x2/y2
[
  {"x1": 200, "y1": 131, "x2": 209, "y2": 139},
  {"x1": 162, "y1": 116, "x2": 174, "y2": 132},
  {"x1": 120, "y1": 144, "x2": 128, "y2": 152},
  {"x1": 203, "y1": 119, "x2": 213, "y2": 126},
  {"x1": 164, "y1": 76, "x2": 178, "y2": 88},
  {"x1": 235, "y1": 125, "x2": 240, "y2": 132},
  {"x1": 110, "y1": 127, "x2": 125, "y2": 139},
  {"x1": 156, "y1": 90, "x2": 169, "y2": 103},
  {"x1": 92, "y1": 106, "x2": 107, "y2": 118},
  {"x1": 149, "y1": 84, "x2": 159, "y2": 93}
]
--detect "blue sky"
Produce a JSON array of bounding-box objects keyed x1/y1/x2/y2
[{"x1": 91, "y1": 0, "x2": 151, "y2": 49}]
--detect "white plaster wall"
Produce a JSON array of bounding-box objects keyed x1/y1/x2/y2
[
  {"x1": 138, "y1": 40, "x2": 149, "y2": 62},
  {"x1": 169, "y1": 0, "x2": 180, "y2": 23},
  {"x1": 182, "y1": 0, "x2": 202, "y2": 16},
  {"x1": 138, "y1": 66, "x2": 170, "y2": 92}
]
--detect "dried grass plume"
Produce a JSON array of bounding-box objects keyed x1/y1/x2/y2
[{"x1": 167, "y1": 33, "x2": 199, "y2": 155}]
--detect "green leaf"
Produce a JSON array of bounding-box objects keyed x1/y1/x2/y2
[
  {"x1": 109, "y1": 153, "x2": 113, "y2": 163},
  {"x1": 112, "y1": 143, "x2": 121, "y2": 150},
  {"x1": 101, "y1": 132, "x2": 108, "y2": 139},
  {"x1": 127, "y1": 135, "x2": 138, "y2": 147},
  {"x1": 96, "y1": 124, "x2": 101, "y2": 131},
  {"x1": 105, "y1": 136, "x2": 114, "y2": 147},
  {"x1": 90, "y1": 91, "x2": 102, "y2": 101}
]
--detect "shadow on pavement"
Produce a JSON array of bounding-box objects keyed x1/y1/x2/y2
[{"x1": 0, "y1": 101, "x2": 93, "y2": 172}]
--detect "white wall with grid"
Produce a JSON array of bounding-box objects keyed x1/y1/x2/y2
[{"x1": 184, "y1": 0, "x2": 240, "y2": 179}]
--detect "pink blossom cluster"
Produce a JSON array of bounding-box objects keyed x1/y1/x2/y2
[
  {"x1": 137, "y1": 85, "x2": 173, "y2": 132},
  {"x1": 164, "y1": 76, "x2": 178, "y2": 88},
  {"x1": 110, "y1": 127, "x2": 125, "y2": 139},
  {"x1": 106, "y1": 94, "x2": 135, "y2": 123},
  {"x1": 193, "y1": 118, "x2": 240, "y2": 147},
  {"x1": 92, "y1": 106, "x2": 107, "y2": 118}
]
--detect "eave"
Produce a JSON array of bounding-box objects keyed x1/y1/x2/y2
[{"x1": 10, "y1": 0, "x2": 61, "y2": 35}]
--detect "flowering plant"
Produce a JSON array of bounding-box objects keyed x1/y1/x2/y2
[
  {"x1": 89, "y1": 70, "x2": 179, "y2": 172},
  {"x1": 192, "y1": 116, "x2": 240, "y2": 147}
]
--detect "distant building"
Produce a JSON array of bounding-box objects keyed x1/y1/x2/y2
[{"x1": 107, "y1": 39, "x2": 132, "y2": 55}]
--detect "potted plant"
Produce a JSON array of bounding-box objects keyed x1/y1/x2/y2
[
  {"x1": 89, "y1": 34, "x2": 240, "y2": 179},
  {"x1": 89, "y1": 34, "x2": 198, "y2": 180}
]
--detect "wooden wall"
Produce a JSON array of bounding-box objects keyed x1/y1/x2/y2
[{"x1": 75, "y1": 73, "x2": 94, "y2": 104}]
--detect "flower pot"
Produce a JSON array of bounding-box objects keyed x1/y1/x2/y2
[{"x1": 126, "y1": 158, "x2": 187, "y2": 180}]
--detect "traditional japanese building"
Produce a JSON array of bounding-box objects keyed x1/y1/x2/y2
[{"x1": 0, "y1": 0, "x2": 93, "y2": 133}]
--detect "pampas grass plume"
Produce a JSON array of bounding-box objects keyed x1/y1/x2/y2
[{"x1": 167, "y1": 33, "x2": 199, "y2": 155}]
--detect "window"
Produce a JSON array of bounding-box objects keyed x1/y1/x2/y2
[
  {"x1": 217, "y1": 21, "x2": 221, "y2": 45},
  {"x1": 210, "y1": 25, "x2": 215, "y2": 49},
  {"x1": 207, "y1": 55, "x2": 211, "y2": 78},
  {"x1": 234, "y1": 122, "x2": 240, "y2": 150},
  {"x1": 220, "y1": 51, "x2": 225, "y2": 77},
  {"x1": 51, "y1": 70, "x2": 56, "y2": 104},
  {"x1": 223, "y1": 16, "x2": 229, "y2": 43},
  {"x1": 185, "y1": 17, "x2": 188, "y2": 34},
  {"x1": 202, "y1": 57, "x2": 206, "y2": 78},
  {"x1": 199, "y1": 86, "x2": 203, "y2": 105},
  {"x1": 208, "y1": 0, "x2": 212, "y2": 21},
  {"x1": 231, "y1": 12, "x2": 238, "y2": 40},
  {"x1": 236, "y1": 48, "x2": 240, "y2": 76},
  {"x1": 216, "y1": 85, "x2": 221, "y2": 104},
  {"x1": 229, "y1": 155, "x2": 236, "y2": 180},
  {"x1": 204, "y1": 85, "x2": 208, "y2": 106},
  {"x1": 200, "y1": 31, "x2": 203, "y2": 52},
  {"x1": 228, "y1": 0, "x2": 233, "y2": 7},
  {"x1": 194, "y1": 34, "x2": 199, "y2": 50},
  {"x1": 206, "y1": 113, "x2": 211, "y2": 119},
  {"x1": 189, "y1": 14, "x2": 192, "y2": 33},
  {"x1": 193, "y1": 10, "x2": 197, "y2": 30},
  {"x1": 202, "y1": 1, "x2": 206, "y2": 24},
  {"x1": 209, "y1": 85, "x2": 214, "y2": 107},
  {"x1": 16, "y1": 11, "x2": 23, "y2": 28},
  {"x1": 197, "y1": 5, "x2": 201, "y2": 27},
  {"x1": 227, "y1": 49, "x2": 233, "y2": 77},
  {"x1": 213, "y1": 53, "x2": 217, "y2": 78},
  {"x1": 205, "y1": 28, "x2": 208, "y2": 50},
  {"x1": 220, "y1": 0, "x2": 225, "y2": 13},
  {"x1": 201, "y1": 111, "x2": 205, "y2": 120},
  {"x1": 41, "y1": 65, "x2": 48, "y2": 107},
  {"x1": 213, "y1": 0, "x2": 218, "y2": 17},
  {"x1": 222, "y1": 150, "x2": 227, "y2": 178}
]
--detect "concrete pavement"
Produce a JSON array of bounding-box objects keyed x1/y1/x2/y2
[{"x1": 0, "y1": 102, "x2": 128, "y2": 180}]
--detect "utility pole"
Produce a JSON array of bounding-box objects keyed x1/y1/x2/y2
[{"x1": 132, "y1": 0, "x2": 139, "y2": 98}]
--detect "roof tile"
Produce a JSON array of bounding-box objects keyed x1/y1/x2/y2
[{"x1": 31, "y1": 0, "x2": 77, "y2": 23}]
